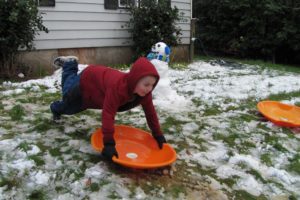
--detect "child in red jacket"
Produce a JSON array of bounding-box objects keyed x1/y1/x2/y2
[{"x1": 50, "y1": 56, "x2": 167, "y2": 160}]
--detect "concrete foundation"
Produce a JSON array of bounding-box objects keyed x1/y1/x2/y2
[{"x1": 18, "y1": 45, "x2": 190, "y2": 77}]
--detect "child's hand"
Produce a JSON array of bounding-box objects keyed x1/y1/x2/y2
[
  {"x1": 102, "y1": 141, "x2": 118, "y2": 160},
  {"x1": 153, "y1": 135, "x2": 167, "y2": 149}
]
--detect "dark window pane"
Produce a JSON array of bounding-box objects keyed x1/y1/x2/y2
[
  {"x1": 119, "y1": 0, "x2": 135, "y2": 8},
  {"x1": 105, "y1": 0, "x2": 118, "y2": 9},
  {"x1": 39, "y1": 0, "x2": 55, "y2": 7}
]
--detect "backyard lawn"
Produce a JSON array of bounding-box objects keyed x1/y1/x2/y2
[{"x1": 0, "y1": 59, "x2": 300, "y2": 199}]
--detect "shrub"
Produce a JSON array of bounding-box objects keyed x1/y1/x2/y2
[
  {"x1": 194, "y1": 0, "x2": 300, "y2": 64},
  {"x1": 0, "y1": 0, "x2": 48, "y2": 78},
  {"x1": 126, "y1": 0, "x2": 182, "y2": 60}
]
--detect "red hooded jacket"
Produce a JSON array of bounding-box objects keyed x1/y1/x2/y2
[{"x1": 79, "y1": 57, "x2": 162, "y2": 143}]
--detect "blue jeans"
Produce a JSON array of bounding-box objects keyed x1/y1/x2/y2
[{"x1": 50, "y1": 60, "x2": 84, "y2": 115}]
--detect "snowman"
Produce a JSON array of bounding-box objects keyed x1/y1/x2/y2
[{"x1": 147, "y1": 42, "x2": 190, "y2": 111}]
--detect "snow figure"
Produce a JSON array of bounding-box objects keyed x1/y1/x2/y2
[
  {"x1": 147, "y1": 42, "x2": 170, "y2": 63},
  {"x1": 147, "y1": 42, "x2": 190, "y2": 111}
]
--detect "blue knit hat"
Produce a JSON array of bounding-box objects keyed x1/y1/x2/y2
[{"x1": 147, "y1": 42, "x2": 170, "y2": 63}]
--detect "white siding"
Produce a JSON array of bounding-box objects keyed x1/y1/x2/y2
[{"x1": 35, "y1": 0, "x2": 191, "y2": 50}]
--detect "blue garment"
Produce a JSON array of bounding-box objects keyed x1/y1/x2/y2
[
  {"x1": 61, "y1": 60, "x2": 81, "y2": 96},
  {"x1": 50, "y1": 60, "x2": 84, "y2": 115}
]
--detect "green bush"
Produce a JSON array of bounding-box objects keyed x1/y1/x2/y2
[
  {"x1": 126, "y1": 0, "x2": 182, "y2": 60},
  {"x1": 0, "y1": 0, "x2": 48, "y2": 78},
  {"x1": 194, "y1": 0, "x2": 300, "y2": 64}
]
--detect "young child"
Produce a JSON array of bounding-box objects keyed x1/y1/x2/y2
[{"x1": 50, "y1": 56, "x2": 167, "y2": 160}]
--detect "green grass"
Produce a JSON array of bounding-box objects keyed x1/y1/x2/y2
[
  {"x1": 16, "y1": 91, "x2": 60, "y2": 105},
  {"x1": 203, "y1": 106, "x2": 223, "y2": 116},
  {"x1": 28, "y1": 189, "x2": 47, "y2": 200},
  {"x1": 31, "y1": 120, "x2": 54, "y2": 133},
  {"x1": 49, "y1": 147, "x2": 61, "y2": 157},
  {"x1": 35, "y1": 141, "x2": 50, "y2": 152},
  {"x1": 166, "y1": 184, "x2": 186, "y2": 198},
  {"x1": 263, "y1": 134, "x2": 289, "y2": 152},
  {"x1": 169, "y1": 62, "x2": 190, "y2": 70},
  {"x1": 108, "y1": 191, "x2": 122, "y2": 199},
  {"x1": 110, "y1": 63, "x2": 130, "y2": 70},
  {"x1": 89, "y1": 182, "x2": 100, "y2": 192},
  {"x1": 191, "y1": 98, "x2": 203, "y2": 107},
  {"x1": 99, "y1": 179, "x2": 111, "y2": 187},
  {"x1": 265, "y1": 91, "x2": 300, "y2": 101},
  {"x1": 0, "y1": 123, "x2": 13, "y2": 130},
  {"x1": 17, "y1": 141, "x2": 32, "y2": 152},
  {"x1": 0, "y1": 101, "x2": 4, "y2": 110},
  {"x1": 213, "y1": 133, "x2": 239, "y2": 147},
  {"x1": 219, "y1": 177, "x2": 237, "y2": 187},
  {"x1": 273, "y1": 142, "x2": 288, "y2": 152},
  {"x1": 8, "y1": 104, "x2": 25, "y2": 121},
  {"x1": 87, "y1": 154, "x2": 102, "y2": 164},
  {"x1": 28, "y1": 154, "x2": 45, "y2": 166},
  {"x1": 68, "y1": 128, "x2": 91, "y2": 142},
  {"x1": 193, "y1": 136, "x2": 208, "y2": 151},
  {"x1": 55, "y1": 186, "x2": 64, "y2": 192},
  {"x1": 289, "y1": 195, "x2": 298, "y2": 200},
  {"x1": 0, "y1": 133, "x2": 15, "y2": 140},
  {"x1": 161, "y1": 116, "x2": 184, "y2": 135},
  {"x1": 260, "y1": 153, "x2": 273, "y2": 166},
  {"x1": 246, "y1": 169, "x2": 267, "y2": 184},
  {"x1": 0, "y1": 172, "x2": 21, "y2": 190},
  {"x1": 194, "y1": 55, "x2": 300, "y2": 74},
  {"x1": 233, "y1": 190, "x2": 268, "y2": 200},
  {"x1": 287, "y1": 154, "x2": 300, "y2": 175},
  {"x1": 238, "y1": 141, "x2": 256, "y2": 154}
]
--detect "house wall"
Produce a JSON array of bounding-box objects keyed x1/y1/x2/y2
[
  {"x1": 35, "y1": 0, "x2": 191, "y2": 49},
  {"x1": 20, "y1": 0, "x2": 191, "y2": 74}
]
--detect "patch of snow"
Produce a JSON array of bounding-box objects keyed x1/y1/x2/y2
[
  {"x1": 192, "y1": 141, "x2": 229, "y2": 168},
  {"x1": 2, "y1": 88, "x2": 25, "y2": 96},
  {"x1": 26, "y1": 145, "x2": 41, "y2": 155},
  {"x1": 135, "y1": 186, "x2": 147, "y2": 199},
  {"x1": 182, "y1": 122, "x2": 199, "y2": 136},
  {"x1": 29, "y1": 170, "x2": 50, "y2": 186},
  {"x1": 234, "y1": 176, "x2": 264, "y2": 196},
  {"x1": 84, "y1": 165, "x2": 106, "y2": 180}
]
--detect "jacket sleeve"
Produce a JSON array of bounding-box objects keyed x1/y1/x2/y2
[
  {"x1": 101, "y1": 88, "x2": 120, "y2": 143},
  {"x1": 141, "y1": 94, "x2": 163, "y2": 136}
]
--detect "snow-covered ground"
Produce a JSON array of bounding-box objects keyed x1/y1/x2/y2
[{"x1": 1, "y1": 60, "x2": 300, "y2": 199}]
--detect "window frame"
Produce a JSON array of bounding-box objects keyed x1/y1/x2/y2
[
  {"x1": 37, "y1": 0, "x2": 55, "y2": 7},
  {"x1": 105, "y1": 0, "x2": 163, "y2": 10},
  {"x1": 118, "y1": 0, "x2": 136, "y2": 8}
]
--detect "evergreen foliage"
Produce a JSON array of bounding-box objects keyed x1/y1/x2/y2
[
  {"x1": 193, "y1": 0, "x2": 300, "y2": 64},
  {"x1": 0, "y1": 0, "x2": 48, "y2": 78},
  {"x1": 126, "y1": 0, "x2": 182, "y2": 60}
]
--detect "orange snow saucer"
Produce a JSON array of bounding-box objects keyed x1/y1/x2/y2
[
  {"x1": 91, "y1": 125, "x2": 177, "y2": 169},
  {"x1": 257, "y1": 101, "x2": 300, "y2": 127}
]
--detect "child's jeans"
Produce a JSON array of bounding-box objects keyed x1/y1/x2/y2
[{"x1": 50, "y1": 60, "x2": 85, "y2": 115}]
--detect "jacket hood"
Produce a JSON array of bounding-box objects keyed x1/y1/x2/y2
[{"x1": 126, "y1": 57, "x2": 160, "y2": 95}]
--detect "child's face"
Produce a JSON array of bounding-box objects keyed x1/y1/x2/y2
[{"x1": 134, "y1": 76, "x2": 157, "y2": 96}]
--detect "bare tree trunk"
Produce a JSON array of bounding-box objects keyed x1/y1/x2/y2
[{"x1": 272, "y1": 52, "x2": 276, "y2": 64}]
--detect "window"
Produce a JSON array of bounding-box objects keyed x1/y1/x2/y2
[
  {"x1": 105, "y1": 0, "x2": 137, "y2": 10},
  {"x1": 119, "y1": 0, "x2": 135, "y2": 8},
  {"x1": 104, "y1": 0, "x2": 168, "y2": 10},
  {"x1": 104, "y1": 0, "x2": 118, "y2": 9},
  {"x1": 38, "y1": 0, "x2": 55, "y2": 7}
]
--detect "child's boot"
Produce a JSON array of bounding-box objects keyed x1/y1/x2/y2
[
  {"x1": 50, "y1": 102, "x2": 61, "y2": 122},
  {"x1": 53, "y1": 56, "x2": 79, "y2": 69}
]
